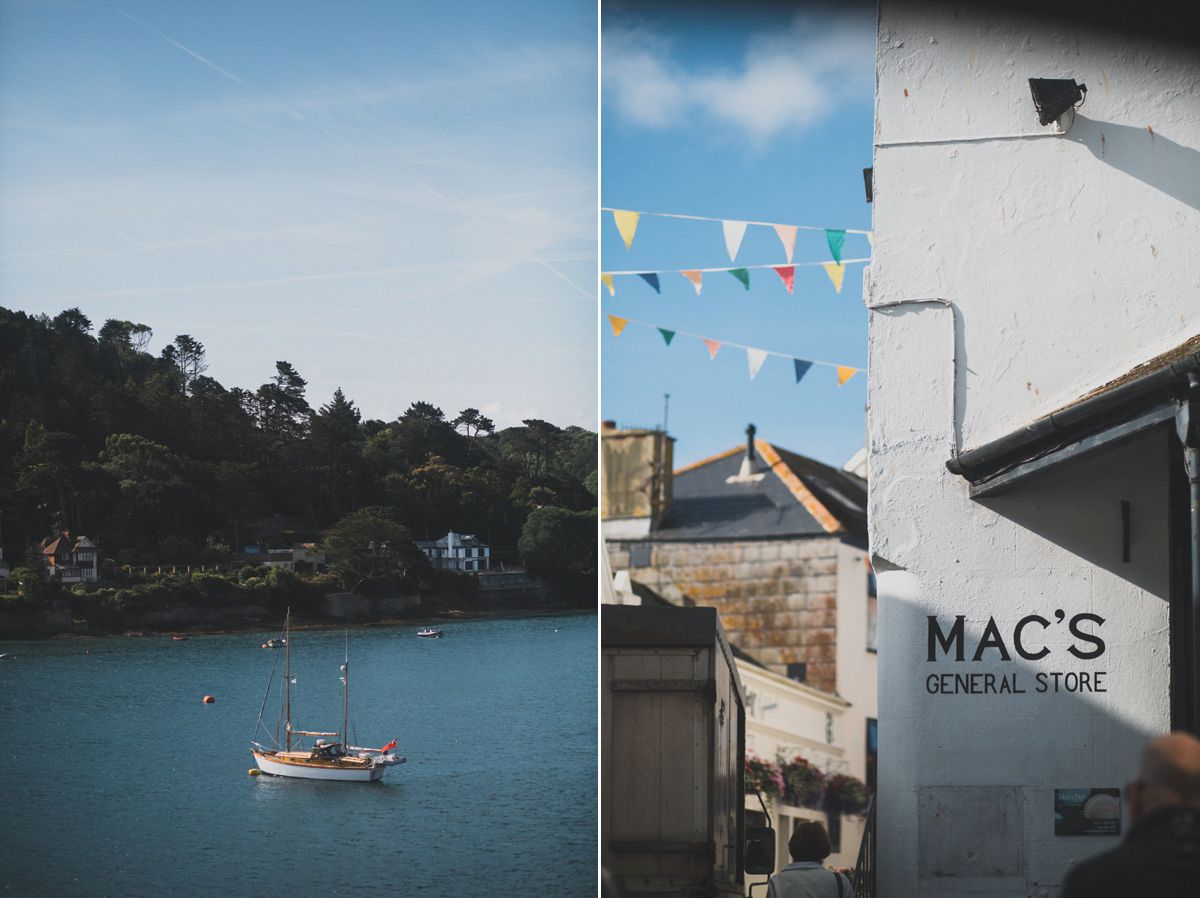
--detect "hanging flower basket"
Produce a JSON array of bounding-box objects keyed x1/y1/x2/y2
[
  {"x1": 779, "y1": 755, "x2": 827, "y2": 808},
  {"x1": 744, "y1": 754, "x2": 784, "y2": 798},
  {"x1": 825, "y1": 774, "x2": 871, "y2": 816}
]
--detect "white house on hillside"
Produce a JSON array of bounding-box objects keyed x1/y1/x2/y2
[{"x1": 416, "y1": 531, "x2": 491, "y2": 572}]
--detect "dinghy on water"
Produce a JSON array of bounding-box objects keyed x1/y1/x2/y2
[
  {"x1": 250, "y1": 612, "x2": 404, "y2": 782},
  {"x1": 416, "y1": 628, "x2": 443, "y2": 638}
]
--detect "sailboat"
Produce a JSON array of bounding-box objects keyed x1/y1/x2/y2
[{"x1": 251, "y1": 613, "x2": 405, "y2": 782}]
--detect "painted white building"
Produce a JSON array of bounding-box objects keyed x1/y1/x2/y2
[
  {"x1": 416, "y1": 530, "x2": 491, "y2": 572},
  {"x1": 868, "y1": 4, "x2": 1200, "y2": 896}
]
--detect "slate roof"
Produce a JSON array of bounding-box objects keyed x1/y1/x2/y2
[{"x1": 650, "y1": 439, "x2": 867, "y2": 542}]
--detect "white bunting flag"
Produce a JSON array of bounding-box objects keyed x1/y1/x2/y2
[
  {"x1": 723, "y1": 220, "x2": 748, "y2": 262},
  {"x1": 747, "y1": 347, "x2": 768, "y2": 380}
]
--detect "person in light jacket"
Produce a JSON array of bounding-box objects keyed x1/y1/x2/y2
[{"x1": 766, "y1": 820, "x2": 852, "y2": 898}]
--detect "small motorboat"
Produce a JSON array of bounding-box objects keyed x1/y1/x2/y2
[
  {"x1": 173, "y1": 636, "x2": 188, "y2": 641},
  {"x1": 416, "y1": 628, "x2": 443, "y2": 638},
  {"x1": 264, "y1": 637, "x2": 287, "y2": 648}
]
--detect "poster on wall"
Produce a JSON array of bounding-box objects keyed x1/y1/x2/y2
[{"x1": 1054, "y1": 788, "x2": 1121, "y2": 836}]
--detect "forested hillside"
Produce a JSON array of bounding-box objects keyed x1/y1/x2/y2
[{"x1": 0, "y1": 307, "x2": 596, "y2": 595}]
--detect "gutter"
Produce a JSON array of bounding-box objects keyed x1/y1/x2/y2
[{"x1": 946, "y1": 349, "x2": 1200, "y2": 485}]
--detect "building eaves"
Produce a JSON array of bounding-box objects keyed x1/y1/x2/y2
[{"x1": 947, "y1": 336, "x2": 1200, "y2": 495}]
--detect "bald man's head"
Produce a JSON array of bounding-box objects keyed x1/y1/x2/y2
[{"x1": 1132, "y1": 732, "x2": 1200, "y2": 819}]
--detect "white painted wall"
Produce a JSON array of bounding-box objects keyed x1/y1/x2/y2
[
  {"x1": 869, "y1": 4, "x2": 1197, "y2": 896},
  {"x1": 836, "y1": 543, "x2": 878, "y2": 786},
  {"x1": 740, "y1": 663, "x2": 866, "y2": 878}
]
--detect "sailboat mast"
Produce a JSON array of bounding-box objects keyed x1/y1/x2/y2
[
  {"x1": 284, "y1": 611, "x2": 292, "y2": 751},
  {"x1": 342, "y1": 630, "x2": 349, "y2": 750}
]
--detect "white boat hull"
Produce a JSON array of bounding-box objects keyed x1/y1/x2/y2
[{"x1": 252, "y1": 750, "x2": 401, "y2": 782}]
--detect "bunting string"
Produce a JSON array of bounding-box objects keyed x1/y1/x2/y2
[
  {"x1": 601, "y1": 258, "x2": 866, "y2": 295},
  {"x1": 602, "y1": 258, "x2": 869, "y2": 276},
  {"x1": 606, "y1": 314, "x2": 861, "y2": 386},
  {"x1": 602, "y1": 207, "x2": 872, "y2": 236}
]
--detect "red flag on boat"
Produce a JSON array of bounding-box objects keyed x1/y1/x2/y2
[{"x1": 382, "y1": 740, "x2": 397, "y2": 752}]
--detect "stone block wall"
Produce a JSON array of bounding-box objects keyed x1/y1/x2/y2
[{"x1": 609, "y1": 537, "x2": 843, "y2": 693}]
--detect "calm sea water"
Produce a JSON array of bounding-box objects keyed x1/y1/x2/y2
[{"x1": 0, "y1": 612, "x2": 597, "y2": 896}]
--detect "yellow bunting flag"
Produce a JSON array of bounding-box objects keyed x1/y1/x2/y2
[
  {"x1": 704, "y1": 339, "x2": 721, "y2": 359},
  {"x1": 837, "y1": 366, "x2": 856, "y2": 386},
  {"x1": 613, "y1": 210, "x2": 639, "y2": 250},
  {"x1": 824, "y1": 262, "x2": 846, "y2": 293},
  {"x1": 867, "y1": 231, "x2": 874, "y2": 248},
  {"x1": 774, "y1": 224, "x2": 798, "y2": 263},
  {"x1": 747, "y1": 348, "x2": 768, "y2": 380},
  {"x1": 601, "y1": 273, "x2": 615, "y2": 296},
  {"x1": 681, "y1": 270, "x2": 703, "y2": 294},
  {"x1": 608, "y1": 315, "x2": 628, "y2": 337}
]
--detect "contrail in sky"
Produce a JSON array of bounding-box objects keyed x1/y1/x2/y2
[
  {"x1": 114, "y1": 7, "x2": 595, "y2": 303},
  {"x1": 117, "y1": 9, "x2": 248, "y2": 87},
  {"x1": 79, "y1": 215, "x2": 166, "y2": 257}
]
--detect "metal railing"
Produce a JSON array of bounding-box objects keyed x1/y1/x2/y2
[{"x1": 852, "y1": 796, "x2": 876, "y2": 898}]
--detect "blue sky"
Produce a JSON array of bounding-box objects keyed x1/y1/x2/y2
[
  {"x1": 0, "y1": 0, "x2": 596, "y2": 431},
  {"x1": 601, "y1": 1, "x2": 875, "y2": 468}
]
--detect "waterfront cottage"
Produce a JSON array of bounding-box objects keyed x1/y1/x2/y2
[{"x1": 37, "y1": 531, "x2": 100, "y2": 583}]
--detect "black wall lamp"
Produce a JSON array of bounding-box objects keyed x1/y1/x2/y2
[{"x1": 1029, "y1": 78, "x2": 1087, "y2": 126}]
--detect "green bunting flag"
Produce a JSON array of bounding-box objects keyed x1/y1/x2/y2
[
  {"x1": 825, "y1": 229, "x2": 846, "y2": 264},
  {"x1": 658, "y1": 328, "x2": 675, "y2": 346},
  {"x1": 638, "y1": 272, "x2": 661, "y2": 293},
  {"x1": 729, "y1": 268, "x2": 750, "y2": 289}
]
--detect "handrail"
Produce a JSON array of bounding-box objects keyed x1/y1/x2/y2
[{"x1": 851, "y1": 796, "x2": 876, "y2": 898}]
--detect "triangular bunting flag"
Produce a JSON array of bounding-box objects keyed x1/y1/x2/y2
[
  {"x1": 601, "y1": 273, "x2": 614, "y2": 296},
  {"x1": 825, "y1": 229, "x2": 846, "y2": 264},
  {"x1": 774, "y1": 224, "x2": 798, "y2": 263},
  {"x1": 729, "y1": 268, "x2": 750, "y2": 290},
  {"x1": 723, "y1": 220, "x2": 748, "y2": 261},
  {"x1": 703, "y1": 339, "x2": 721, "y2": 359},
  {"x1": 747, "y1": 348, "x2": 768, "y2": 380},
  {"x1": 658, "y1": 328, "x2": 675, "y2": 346},
  {"x1": 681, "y1": 270, "x2": 703, "y2": 294},
  {"x1": 837, "y1": 366, "x2": 856, "y2": 386},
  {"x1": 638, "y1": 272, "x2": 661, "y2": 293},
  {"x1": 823, "y1": 262, "x2": 845, "y2": 293},
  {"x1": 867, "y1": 231, "x2": 874, "y2": 248},
  {"x1": 613, "y1": 210, "x2": 639, "y2": 250},
  {"x1": 793, "y1": 359, "x2": 813, "y2": 383},
  {"x1": 608, "y1": 316, "x2": 628, "y2": 337},
  {"x1": 774, "y1": 266, "x2": 795, "y2": 294}
]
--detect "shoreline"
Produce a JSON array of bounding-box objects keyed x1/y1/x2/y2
[{"x1": 2, "y1": 605, "x2": 596, "y2": 642}]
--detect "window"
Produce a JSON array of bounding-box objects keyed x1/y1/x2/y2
[
  {"x1": 867, "y1": 561, "x2": 878, "y2": 652},
  {"x1": 786, "y1": 662, "x2": 807, "y2": 683},
  {"x1": 826, "y1": 810, "x2": 842, "y2": 853},
  {"x1": 866, "y1": 718, "x2": 878, "y2": 792}
]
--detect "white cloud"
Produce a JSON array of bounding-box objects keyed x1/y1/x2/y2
[{"x1": 603, "y1": 8, "x2": 875, "y2": 143}]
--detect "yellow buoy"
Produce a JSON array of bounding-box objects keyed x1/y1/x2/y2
[
  {"x1": 203, "y1": 695, "x2": 214, "y2": 704},
  {"x1": 249, "y1": 768, "x2": 261, "y2": 776}
]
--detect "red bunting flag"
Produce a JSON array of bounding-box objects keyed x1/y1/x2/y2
[{"x1": 773, "y1": 266, "x2": 795, "y2": 294}]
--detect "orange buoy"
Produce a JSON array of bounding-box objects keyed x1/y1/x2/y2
[{"x1": 203, "y1": 695, "x2": 215, "y2": 704}]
